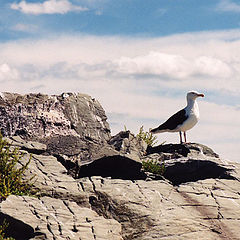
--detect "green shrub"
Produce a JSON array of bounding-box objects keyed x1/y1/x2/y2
[
  {"x1": 142, "y1": 158, "x2": 165, "y2": 175},
  {"x1": 0, "y1": 135, "x2": 35, "y2": 201},
  {"x1": 0, "y1": 219, "x2": 15, "y2": 240},
  {"x1": 136, "y1": 126, "x2": 158, "y2": 147}
]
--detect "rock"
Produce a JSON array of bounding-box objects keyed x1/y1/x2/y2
[
  {"x1": 147, "y1": 143, "x2": 191, "y2": 157},
  {"x1": 0, "y1": 92, "x2": 240, "y2": 239},
  {"x1": 4, "y1": 135, "x2": 47, "y2": 154},
  {"x1": 0, "y1": 92, "x2": 111, "y2": 166},
  {"x1": 163, "y1": 157, "x2": 235, "y2": 185},
  {"x1": 78, "y1": 131, "x2": 148, "y2": 180},
  {"x1": 146, "y1": 142, "x2": 219, "y2": 159},
  {"x1": 78, "y1": 155, "x2": 146, "y2": 180},
  {"x1": 0, "y1": 195, "x2": 123, "y2": 240},
  {"x1": 16, "y1": 144, "x2": 88, "y2": 206},
  {"x1": 143, "y1": 142, "x2": 230, "y2": 184},
  {"x1": 185, "y1": 142, "x2": 220, "y2": 158},
  {"x1": 0, "y1": 93, "x2": 149, "y2": 179},
  {"x1": 1, "y1": 136, "x2": 86, "y2": 205},
  {"x1": 79, "y1": 175, "x2": 240, "y2": 240},
  {"x1": 3, "y1": 172, "x2": 240, "y2": 239},
  {"x1": 6, "y1": 137, "x2": 238, "y2": 240},
  {"x1": 109, "y1": 131, "x2": 147, "y2": 162}
]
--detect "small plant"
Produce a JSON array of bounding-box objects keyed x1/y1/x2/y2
[
  {"x1": 137, "y1": 126, "x2": 158, "y2": 147},
  {"x1": 142, "y1": 158, "x2": 165, "y2": 175},
  {"x1": 0, "y1": 134, "x2": 35, "y2": 201},
  {"x1": 0, "y1": 219, "x2": 15, "y2": 240}
]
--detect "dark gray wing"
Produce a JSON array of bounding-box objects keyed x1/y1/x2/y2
[{"x1": 152, "y1": 109, "x2": 187, "y2": 132}]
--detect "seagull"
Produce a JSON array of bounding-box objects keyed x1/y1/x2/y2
[{"x1": 150, "y1": 91, "x2": 204, "y2": 144}]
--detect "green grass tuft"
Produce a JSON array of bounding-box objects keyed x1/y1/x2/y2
[
  {"x1": 136, "y1": 126, "x2": 158, "y2": 147},
  {"x1": 142, "y1": 158, "x2": 165, "y2": 175},
  {"x1": 0, "y1": 134, "x2": 36, "y2": 201}
]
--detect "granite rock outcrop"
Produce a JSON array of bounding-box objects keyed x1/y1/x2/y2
[
  {"x1": 1, "y1": 134, "x2": 240, "y2": 239},
  {"x1": 0, "y1": 92, "x2": 111, "y2": 167},
  {"x1": 0, "y1": 92, "x2": 240, "y2": 240}
]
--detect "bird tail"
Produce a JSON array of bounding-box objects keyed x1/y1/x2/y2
[{"x1": 150, "y1": 127, "x2": 166, "y2": 134}]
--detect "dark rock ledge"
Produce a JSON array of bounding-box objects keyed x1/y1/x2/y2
[{"x1": 0, "y1": 92, "x2": 239, "y2": 240}]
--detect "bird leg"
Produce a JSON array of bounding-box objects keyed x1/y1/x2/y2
[
  {"x1": 179, "y1": 131, "x2": 183, "y2": 144},
  {"x1": 184, "y1": 132, "x2": 187, "y2": 143}
]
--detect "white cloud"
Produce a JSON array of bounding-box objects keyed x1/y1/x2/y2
[
  {"x1": 216, "y1": 0, "x2": 240, "y2": 13},
  {"x1": 194, "y1": 56, "x2": 233, "y2": 78},
  {"x1": 116, "y1": 52, "x2": 191, "y2": 79},
  {"x1": 0, "y1": 64, "x2": 19, "y2": 80},
  {"x1": 10, "y1": 0, "x2": 88, "y2": 15},
  {"x1": 116, "y1": 52, "x2": 233, "y2": 80}
]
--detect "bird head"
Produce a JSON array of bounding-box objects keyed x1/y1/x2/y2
[{"x1": 187, "y1": 91, "x2": 204, "y2": 101}]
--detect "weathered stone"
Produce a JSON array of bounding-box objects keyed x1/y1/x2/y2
[
  {"x1": 143, "y1": 142, "x2": 234, "y2": 185},
  {"x1": 0, "y1": 195, "x2": 123, "y2": 240},
  {"x1": 147, "y1": 143, "x2": 191, "y2": 158},
  {"x1": 1, "y1": 138, "x2": 240, "y2": 240},
  {"x1": 77, "y1": 131, "x2": 148, "y2": 180},
  {"x1": 3, "y1": 136, "x2": 86, "y2": 205},
  {"x1": 80, "y1": 175, "x2": 240, "y2": 240},
  {"x1": 19, "y1": 148, "x2": 88, "y2": 206},
  {"x1": 1, "y1": 92, "x2": 240, "y2": 240},
  {"x1": 4, "y1": 135, "x2": 47, "y2": 154},
  {"x1": 109, "y1": 131, "x2": 147, "y2": 162},
  {"x1": 187, "y1": 143, "x2": 219, "y2": 158},
  {"x1": 78, "y1": 132, "x2": 147, "y2": 180},
  {"x1": 0, "y1": 92, "x2": 111, "y2": 166},
  {"x1": 146, "y1": 142, "x2": 219, "y2": 159}
]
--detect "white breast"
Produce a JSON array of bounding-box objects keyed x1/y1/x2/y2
[
  {"x1": 178, "y1": 114, "x2": 198, "y2": 131},
  {"x1": 178, "y1": 101, "x2": 200, "y2": 132}
]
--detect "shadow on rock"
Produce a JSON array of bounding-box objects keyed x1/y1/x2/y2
[
  {"x1": 78, "y1": 156, "x2": 146, "y2": 180},
  {"x1": 0, "y1": 213, "x2": 45, "y2": 240},
  {"x1": 164, "y1": 159, "x2": 235, "y2": 186},
  {"x1": 147, "y1": 143, "x2": 190, "y2": 157}
]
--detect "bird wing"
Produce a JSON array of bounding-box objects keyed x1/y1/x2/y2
[{"x1": 155, "y1": 109, "x2": 188, "y2": 131}]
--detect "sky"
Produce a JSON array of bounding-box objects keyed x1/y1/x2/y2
[{"x1": 0, "y1": 0, "x2": 240, "y2": 162}]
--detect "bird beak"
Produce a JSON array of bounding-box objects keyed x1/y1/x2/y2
[{"x1": 197, "y1": 93, "x2": 204, "y2": 97}]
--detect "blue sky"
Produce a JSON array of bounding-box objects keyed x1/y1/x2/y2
[
  {"x1": 1, "y1": 0, "x2": 240, "y2": 40},
  {"x1": 0, "y1": 0, "x2": 240, "y2": 162}
]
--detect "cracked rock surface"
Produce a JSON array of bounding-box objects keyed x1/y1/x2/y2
[
  {"x1": 80, "y1": 176, "x2": 240, "y2": 240},
  {"x1": 0, "y1": 195, "x2": 122, "y2": 240},
  {"x1": 1, "y1": 136, "x2": 240, "y2": 239}
]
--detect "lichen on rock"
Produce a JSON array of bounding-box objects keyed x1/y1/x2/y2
[{"x1": 0, "y1": 92, "x2": 111, "y2": 169}]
